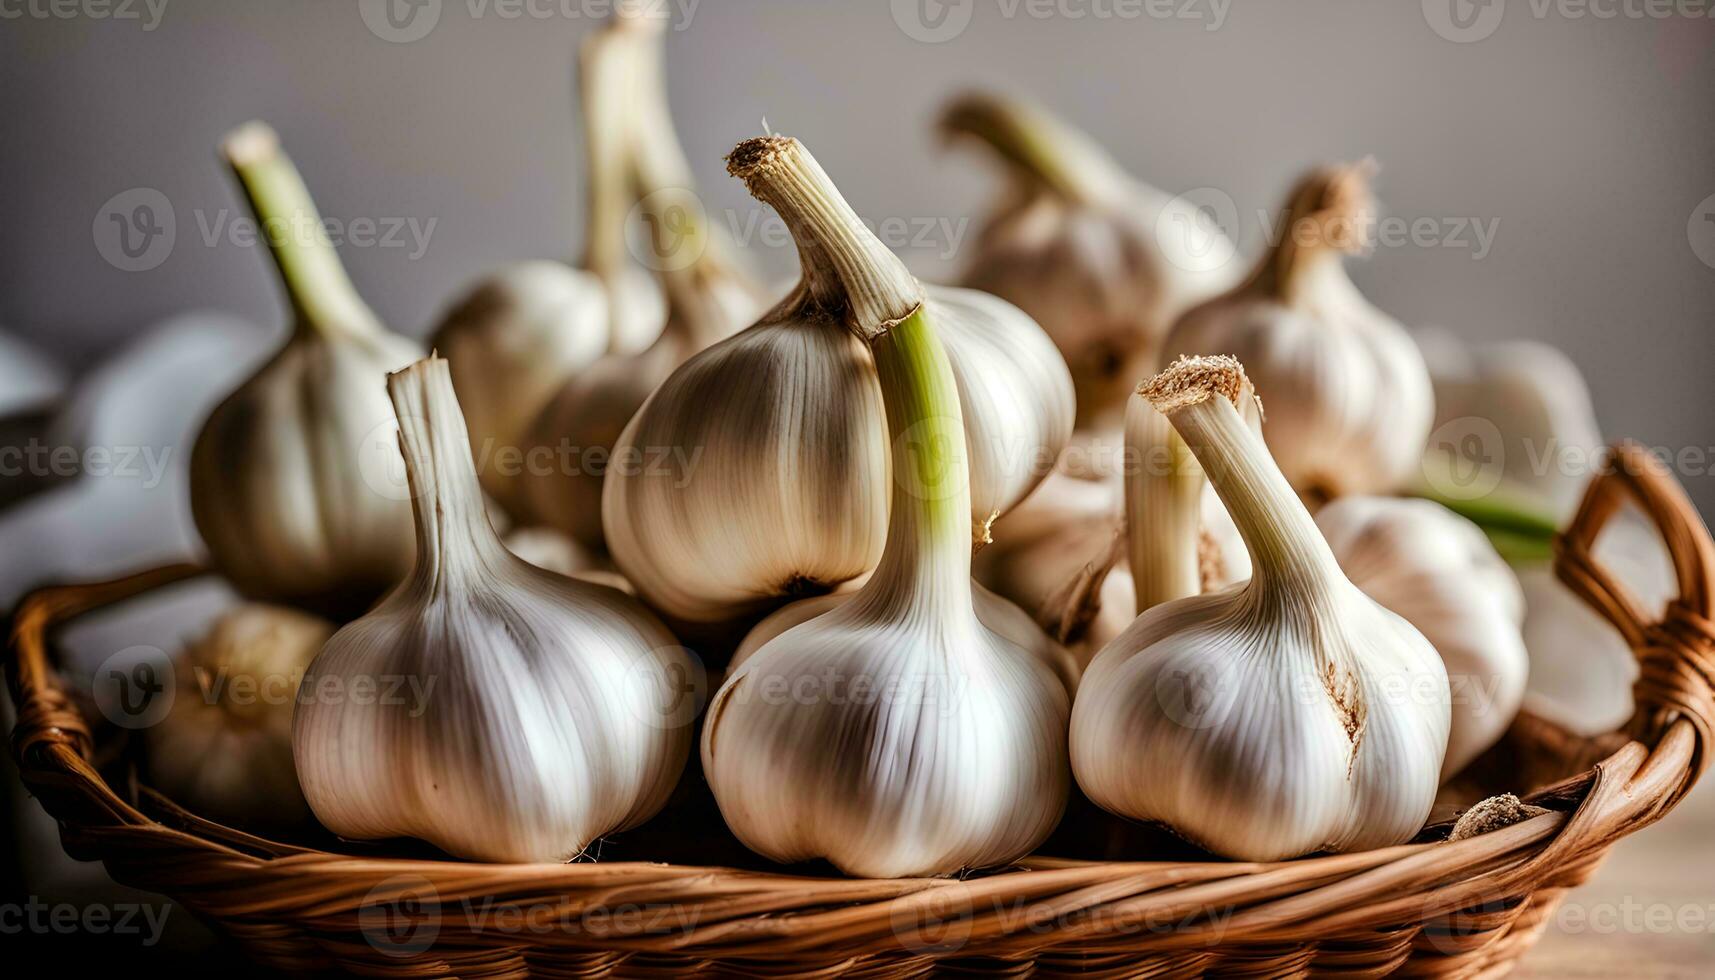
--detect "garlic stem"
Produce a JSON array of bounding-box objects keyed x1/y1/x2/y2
[
  {"x1": 221, "y1": 122, "x2": 381, "y2": 339},
  {"x1": 726, "y1": 136, "x2": 921, "y2": 337},
  {"x1": 577, "y1": 19, "x2": 644, "y2": 281},
  {"x1": 1125, "y1": 391, "x2": 1203, "y2": 612},
  {"x1": 388, "y1": 358, "x2": 509, "y2": 592},
  {"x1": 940, "y1": 93, "x2": 1129, "y2": 208},
  {"x1": 1247, "y1": 160, "x2": 1374, "y2": 305},
  {"x1": 1140, "y1": 356, "x2": 1344, "y2": 610}
]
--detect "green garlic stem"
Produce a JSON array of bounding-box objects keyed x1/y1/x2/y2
[
  {"x1": 940, "y1": 93, "x2": 1129, "y2": 208},
  {"x1": 222, "y1": 122, "x2": 381, "y2": 339}
]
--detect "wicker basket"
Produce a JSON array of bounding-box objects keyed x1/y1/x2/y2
[{"x1": 7, "y1": 440, "x2": 1713, "y2": 978}]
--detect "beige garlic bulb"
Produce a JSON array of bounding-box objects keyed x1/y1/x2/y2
[
  {"x1": 1164, "y1": 161, "x2": 1433, "y2": 501},
  {"x1": 1071, "y1": 356, "x2": 1449, "y2": 861},
  {"x1": 145, "y1": 604, "x2": 333, "y2": 831},
  {"x1": 1314, "y1": 497, "x2": 1527, "y2": 777},
  {"x1": 603, "y1": 137, "x2": 1074, "y2": 626},
  {"x1": 190, "y1": 123, "x2": 420, "y2": 619},
  {"x1": 701, "y1": 177, "x2": 1072, "y2": 876},
  {"x1": 943, "y1": 93, "x2": 1239, "y2": 430},
  {"x1": 430, "y1": 18, "x2": 665, "y2": 517},
  {"x1": 293, "y1": 357, "x2": 692, "y2": 863},
  {"x1": 518, "y1": 23, "x2": 762, "y2": 552}
]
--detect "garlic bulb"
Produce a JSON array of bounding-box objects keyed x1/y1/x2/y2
[
  {"x1": 518, "y1": 22, "x2": 761, "y2": 552},
  {"x1": 701, "y1": 184, "x2": 1072, "y2": 876},
  {"x1": 1071, "y1": 356, "x2": 1449, "y2": 861},
  {"x1": 1313, "y1": 497, "x2": 1526, "y2": 777},
  {"x1": 603, "y1": 137, "x2": 1074, "y2": 626},
  {"x1": 943, "y1": 93, "x2": 1239, "y2": 430},
  {"x1": 146, "y1": 604, "x2": 333, "y2": 831},
  {"x1": 293, "y1": 356, "x2": 692, "y2": 863},
  {"x1": 1164, "y1": 161, "x2": 1433, "y2": 501},
  {"x1": 190, "y1": 122, "x2": 420, "y2": 618},
  {"x1": 430, "y1": 18, "x2": 664, "y2": 517}
]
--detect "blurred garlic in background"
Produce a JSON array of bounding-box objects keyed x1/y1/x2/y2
[
  {"x1": 943, "y1": 93, "x2": 1239, "y2": 433},
  {"x1": 144, "y1": 604, "x2": 333, "y2": 832}
]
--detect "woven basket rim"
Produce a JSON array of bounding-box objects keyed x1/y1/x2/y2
[{"x1": 7, "y1": 440, "x2": 1714, "y2": 973}]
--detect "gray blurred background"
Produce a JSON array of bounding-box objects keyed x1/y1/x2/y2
[{"x1": 3, "y1": 0, "x2": 1713, "y2": 506}]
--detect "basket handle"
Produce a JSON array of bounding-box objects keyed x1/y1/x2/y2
[
  {"x1": 1555, "y1": 442, "x2": 1715, "y2": 773},
  {"x1": 6, "y1": 564, "x2": 204, "y2": 818}
]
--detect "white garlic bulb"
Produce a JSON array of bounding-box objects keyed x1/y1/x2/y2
[
  {"x1": 603, "y1": 136, "x2": 1074, "y2": 626},
  {"x1": 430, "y1": 18, "x2": 665, "y2": 517},
  {"x1": 943, "y1": 93, "x2": 1239, "y2": 430},
  {"x1": 702, "y1": 164, "x2": 1072, "y2": 874},
  {"x1": 190, "y1": 122, "x2": 420, "y2": 618},
  {"x1": 146, "y1": 604, "x2": 333, "y2": 831},
  {"x1": 1164, "y1": 161, "x2": 1433, "y2": 501},
  {"x1": 1313, "y1": 496, "x2": 1527, "y2": 777},
  {"x1": 293, "y1": 356, "x2": 692, "y2": 863},
  {"x1": 1071, "y1": 356, "x2": 1449, "y2": 861}
]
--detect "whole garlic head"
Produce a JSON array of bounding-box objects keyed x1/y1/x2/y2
[
  {"x1": 943, "y1": 93, "x2": 1240, "y2": 430},
  {"x1": 702, "y1": 170, "x2": 1071, "y2": 875},
  {"x1": 1164, "y1": 161, "x2": 1433, "y2": 501},
  {"x1": 430, "y1": 18, "x2": 666, "y2": 517},
  {"x1": 1071, "y1": 356, "x2": 1449, "y2": 861},
  {"x1": 1314, "y1": 496, "x2": 1527, "y2": 778},
  {"x1": 190, "y1": 122, "x2": 420, "y2": 618},
  {"x1": 603, "y1": 137, "x2": 1074, "y2": 626},
  {"x1": 293, "y1": 356, "x2": 693, "y2": 863},
  {"x1": 146, "y1": 603, "x2": 333, "y2": 831}
]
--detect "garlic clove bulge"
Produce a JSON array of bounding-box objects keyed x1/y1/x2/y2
[
  {"x1": 603, "y1": 137, "x2": 1073, "y2": 627},
  {"x1": 189, "y1": 122, "x2": 421, "y2": 619},
  {"x1": 1164, "y1": 162, "x2": 1434, "y2": 501},
  {"x1": 700, "y1": 137, "x2": 1071, "y2": 879},
  {"x1": 1071, "y1": 356, "x2": 1449, "y2": 861},
  {"x1": 146, "y1": 603, "x2": 333, "y2": 831},
  {"x1": 942, "y1": 93, "x2": 1240, "y2": 431},
  {"x1": 292, "y1": 355, "x2": 693, "y2": 863},
  {"x1": 429, "y1": 17, "x2": 665, "y2": 517}
]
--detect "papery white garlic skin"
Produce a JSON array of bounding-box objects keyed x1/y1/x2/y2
[
  {"x1": 944, "y1": 94, "x2": 1239, "y2": 429},
  {"x1": 603, "y1": 141, "x2": 1073, "y2": 626},
  {"x1": 1315, "y1": 496, "x2": 1527, "y2": 778},
  {"x1": 146, "y1": 604, "x2": 332, "y2": 830},
  {"x1": 1070, "y1": 356, "x2": 1449, "y2": 861},
  {"x1": 293, "y1": 357, "x2": 691, "y2": 863},
  {"x1": 1165, "y1": 163, "x2": 1433, "y2": 499},
  {"x1": 190, "y1": 122, "x2": 420, "y2": 616}
]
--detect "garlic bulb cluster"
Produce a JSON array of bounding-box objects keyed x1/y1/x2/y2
[
  {"x1": 146, "y1": 603, "x2": 333, "y2": 831},
  {"x1": 430, "y1": 17, "x2": 666, "y2": 517},
  {"x1": 603, "y1": 136, "x2": 1074, "y2": 626},
  {"x1": 293, "y1": 356, "x2": 692, "y2": 863},
  {"x1": 1164, "y1": 161, "x2": 1433, "y2": 501},
  {"x1": 1071, "y1": 356, "x2": 1449, "y2": 861},
  {"x1": 1313, "y1": 497, "x2": 1527, "y2": 777},
  {"x1": 701, "y1": 195, "x2": 1072, "y2": 876},
  {"x1": 519, "y1": 22, "x2": 762, "y2": 552},
  {"x1": 190, "y1": 122, "x2": 420, "y2": 618},
  {"x1": 943, "y1": 93, "x2": 1239, "y2": 430}
]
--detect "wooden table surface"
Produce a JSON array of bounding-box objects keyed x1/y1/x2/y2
[{"x1": 1516, "y1": 776, "x2": 1715, "y2": 977}]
